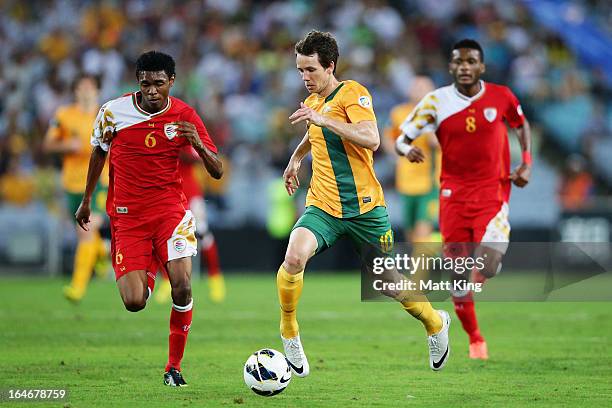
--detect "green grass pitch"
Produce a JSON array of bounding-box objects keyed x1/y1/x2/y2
[{"x1": 1, "y1": 273, "x2": 611, "y2": 407}]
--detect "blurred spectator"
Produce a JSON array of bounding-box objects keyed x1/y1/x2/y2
[
  {"x1": 0, "y1": 0, "x2": 610, "y2": 227},
  {"x1": 558, "y1": 155, "x2": 594, "y2": 211}
]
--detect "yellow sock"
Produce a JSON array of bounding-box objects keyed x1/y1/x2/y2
[
  {"x1": 398, "y1": 291, "x2": 442, "y2": 336},
  {"x1": 95, "y1": 233, "x2": 107, "y2": 258},
  {"x1": 411, "y1": 240, "x2": 440, "y2": 285},
  {"x1": 277, "y1": 265, "x2": 303, "y2": 338},
  {"x1": 69, "y1": 240, "x2": 98, "y2": 296},
  {"x1": 208, "y1": 274, "x2": 226, "y2": 303}
]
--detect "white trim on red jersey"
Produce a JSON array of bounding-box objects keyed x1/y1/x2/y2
[
  {"x1": 399, "y1": 81, "x2": 487, "y2": 140},
  {"x1": 90, "y1": 93, "x2": 173, "y2": 151}
]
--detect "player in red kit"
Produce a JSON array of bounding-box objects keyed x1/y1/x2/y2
[
  {"x1": 396, "y1": 39, "x2": 531, "y2": 360},
  {"x1": 75, "y1": 51, "x2": 223, "y2": 386}
]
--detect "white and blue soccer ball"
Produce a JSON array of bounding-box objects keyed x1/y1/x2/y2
[{"x1": 243, "y1": 348, "x2": 291, "y2": 396}]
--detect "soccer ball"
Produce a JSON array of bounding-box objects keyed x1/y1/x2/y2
[{"x1": 243, "y1": 348, "x2": 291, "y2": 396}]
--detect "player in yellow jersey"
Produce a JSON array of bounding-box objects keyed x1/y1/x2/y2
[
  {"x1": 384, "y1": 76, "x2": 440, "y2": 243},
  {"x1": 43, "y1": 74, "x2": 109, "y2": 303},
  {"x1": 277, "y1": 31, "x2": 451, "y2": 375}
]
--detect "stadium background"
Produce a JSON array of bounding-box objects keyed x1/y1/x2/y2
[
  {"x1": 1, "y1": 1, "x2": 611, "y2": 407},
  {"x1": 1, "y1": 0, "x2": 611, "y2": 274}
]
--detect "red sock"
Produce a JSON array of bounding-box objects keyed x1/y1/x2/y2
[
  {"x1": 452, "y1": 292, "x2": 484, "y2": 344},
  {"x1": 202, "y1": 236, "x2": 221, "y2": 277},
  {"x1": 166, "y1": 300, "x2": 193, "y2": 372}
]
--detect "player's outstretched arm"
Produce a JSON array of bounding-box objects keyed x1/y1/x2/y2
[
  {"x1": 76, "y1": 146, "x2": 107, "y2": 231},
  {"x1": 509, "y1": 119, "x2": 532, "y2": 188},
  {"x1": 283, "y1": 132, "x2": 311, "y2": 196},
  {"x1": 289, "y1": 103, "x2": 379, "y2": 151},
  {"x1": 175, "y1": 121, "x2": 223, "y2": 179}
]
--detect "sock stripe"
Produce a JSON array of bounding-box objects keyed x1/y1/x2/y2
[{"x1": 173, "y1": 299, "x2": 193, "y2": 312}]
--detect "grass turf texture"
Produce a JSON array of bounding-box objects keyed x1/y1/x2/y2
[{"x1": 1, "y1": 274, "x2": 611, "y2": 407}]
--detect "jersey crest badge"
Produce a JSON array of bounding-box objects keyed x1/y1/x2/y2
[
  {"x1": 173, "y1": 237, "x2": 187, "y2": 253},
  {"x1": 164, "y1": 123, "x2": 178, "y2": 140},
  {"x1": 484, "y1": 108, "x2": 497, "y2": 123},
  {"x1": 358, "y1": 96, "x2": 371, "y2": 108}
]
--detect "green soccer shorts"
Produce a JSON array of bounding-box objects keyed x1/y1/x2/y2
[
  {"x1": 293, "y1": 205, "x2": 393, "y2": 255},
  {"x1": 400, "y1": 190, "x2": 438, "y2": 230},
  {"x1": 66, "y1": 184, "x2": 108, "y2": 219}
]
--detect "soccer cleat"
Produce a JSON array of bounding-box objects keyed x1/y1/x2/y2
[
  {"x1": 281, "y1": 334, "x2": 310, "y2": 377},
  {"x1": 163, "y1": 367, "x2": 188, "y2": 387},
  {"x1": 208, "y1": 274, "x2": 226, "y2": 303},
  {"x1": 428, "y1": 310, "x2": 451, "y2": 371},
  {"x1": 154, "y1": 279, "x2": 172, "y2": 304},
  {"x1": 63, "y1": 286, "x2": 83, "y2": 304},
  {"x1": 469, "y1": 341, "x2": 489, "y2": 360}
]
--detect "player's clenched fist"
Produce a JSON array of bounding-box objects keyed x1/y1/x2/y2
[
  {"x1": 173, "y1": 121, "x2": 203, "y2": 149},
  {"x1": 509, "y1": 163, "x2": 531, "y2": 188},
  {"x1": 405, "y1": 146, "x2": 425, "y2": 163}
]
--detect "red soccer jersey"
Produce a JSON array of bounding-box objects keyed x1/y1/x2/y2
[
  {"x1": 400, "y1": 81, "x2": 524, "y2": 202},
  {"x1": 91, "y1": 93, "x2": 217, "y2": 217}
]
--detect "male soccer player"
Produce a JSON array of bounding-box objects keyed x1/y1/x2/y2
[
  {"x1": 155, "y1": 145, "x2": 226, "y2": 304},
  {"x1": 278, "y1": 30, "x2": 451, "y2": 375},
  {"x1": 75, "y1": 51, "x2": 223, "y2": 386},
  {"x1": 396, "y1": 39, "x2": 532, "y2": 359},
  {"x1": 384, "y1": 76, "x2": 440, "y2": 244},
  {"x1": 44, "y1": 74, "x2": 109, "y2": 303}
]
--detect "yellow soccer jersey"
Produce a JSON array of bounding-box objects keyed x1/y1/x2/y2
[
  {"x1": 304, "y1": 80, "x2": 385, "y2": 218},
  {"x1": 47, "y1": 104, "x2": 109, "y2": 193},
  {"x1": 385, "y1": 102, "x2": 440, "y2": 195}
]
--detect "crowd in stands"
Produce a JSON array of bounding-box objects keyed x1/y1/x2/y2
[{"x1": 1, "y1": 0, "x2": 610, "y2": 223}]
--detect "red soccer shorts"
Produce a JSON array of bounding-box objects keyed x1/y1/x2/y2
[
  {"x1": 110, "y1": 209, "x2": 197, "y2": 280},
  {"x1": 440, "y1": 199, "x2": 510, "y2": 257}
]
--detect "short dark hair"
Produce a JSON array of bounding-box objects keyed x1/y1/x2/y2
[
  {"x1": 452, "y1": 39, "x2": 484, "y2": 62},
  {"x1": 135, "y1": 51, "x2": 176, "y2": 78},
  {"x1": 295, "y1": 30, "x2": 339, "y2": 73},
  {"x1": 72, "y1": 73, "x2": 101, "y2": 91}
]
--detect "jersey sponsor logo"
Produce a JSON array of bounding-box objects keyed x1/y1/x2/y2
[
  {"x1": 484, "y1": 107, "x2": 497, "y2": 123},
  {"x1": 116, "y1": 206, "x2": 128, "y2": 214},
  {"x1": 148, "y1": 122, "x2": 155, "y2": 127},
  {"x1": 362, "y1": 196, "x2": 371, "y2": 203},
  {"x1": 441, "y1": 189, "x2": 452, "y2": 197},
  {"x1": 358, "y1": 95, "x2": 371, "y2": 108},
  {"x1": 164, "y1": 123, "x2": 178, "y2": 140},
  {"x1": 173, "y1": 237, "x2": 187, "y2": 253}
]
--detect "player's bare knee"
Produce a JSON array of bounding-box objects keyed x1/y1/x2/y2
[
  {"x1": 123, "y1": 297, "x2": 146, "y2": 312},
  {"x1": 480, "y1": 252, "x2": 503, "y2": 278},
  {"x1": 171, "y1": 280, "x2": 192, "y2": 305},
  {"x1": 283, "y1": 252, "x2": 307, "y2": 274}
]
